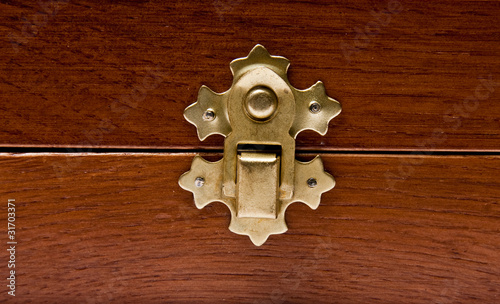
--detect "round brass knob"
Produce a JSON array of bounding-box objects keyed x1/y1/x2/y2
[{"x1": 244, "y1": 86, "x2": 278, "y2": 121}]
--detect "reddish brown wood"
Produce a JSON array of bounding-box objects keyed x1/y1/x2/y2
[
  {"x1": 1, "y1": 1, "x2": 498, "y2": 303},
  {"x1": 0, "y1": 153, "x2": 498, "y2": 303},
  {"x1": 0, "y1": 0, "x2": 499, "y2": 151}
]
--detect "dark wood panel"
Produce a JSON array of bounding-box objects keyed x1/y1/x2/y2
[
  {"x1": 0, "y1": 0, "x2": 499, "y2": 150},
  {"x1": 0, "y1": 153, "x2": 498, "y2": 303}
]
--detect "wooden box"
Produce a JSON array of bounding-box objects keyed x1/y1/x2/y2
[{"x1": 1, "y1": 0, "x2": 499, "y2": 302}]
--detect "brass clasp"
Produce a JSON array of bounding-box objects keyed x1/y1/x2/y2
[{"x1": 179, "y1": 45, "x2": 341, "y2": 245}]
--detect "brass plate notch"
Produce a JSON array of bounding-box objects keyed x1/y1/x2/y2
[{"x1": 179, "y1": 45, "x2": 341, "y2": 246}]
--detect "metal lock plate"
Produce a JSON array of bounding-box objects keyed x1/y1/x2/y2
[{"x1": 179, "y1": 45, "x2": 341, "y2": 245}]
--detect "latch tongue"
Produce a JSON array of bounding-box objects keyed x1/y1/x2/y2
[{"x1": 237, "y1": 152, "x2": 280, "y2": 219}]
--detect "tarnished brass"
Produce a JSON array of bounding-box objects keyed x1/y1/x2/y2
[
  {"x1": 244, "y1": 86, "x2": 278, "y2": 121},
  {"x1": 179, "y1": 45, "x2": 341, "y2": 246},
  {"x1": 237, "y1": 152, "x2": 280, "y2": 219}
]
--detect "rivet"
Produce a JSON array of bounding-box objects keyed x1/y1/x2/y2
[
  {"x1": 195, "y1": 177, "x2": 205, "y2": 187},
  {"x1": 309, "y1": 101, "x2": 321, "y2": 114},
  {"x1": 307, "y1": 178, "x2": 317, "y2": 188},
  {"x1": 203, "y1": 110, "x2": 215, "y2": 121}
]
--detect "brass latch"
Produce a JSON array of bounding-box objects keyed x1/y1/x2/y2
[{"x1": 179, "y1": 45, "x2": 341, "y2": 245}]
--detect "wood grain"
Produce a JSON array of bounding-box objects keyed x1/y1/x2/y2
[
  {"x1": 0, "y1": 153, "x2": 498, "y2": 303},
  {"x1": 1, "y1": 0, "x2": 499, "y2": 151}
]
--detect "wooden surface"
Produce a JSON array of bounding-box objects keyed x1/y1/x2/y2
[
  {"x1": 1, "y1": 0, "x2": 499, "y2": 303},
  {"x1": 0, "y1": 153, "x2": 498, "y2": 303},
  {"x1": 1, "y1": 0, "x2": 500, "y2": 151}
]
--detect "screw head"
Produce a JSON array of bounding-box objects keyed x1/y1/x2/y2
[
  {"x1": 307, "y1": 178, "x2": 317, "y2": 188},
  {"x1": 195, "y1": 177, "x2": 205, "y2": 187},
  {"x1": 309, "y1": 101, "x2": 321, "y2": 114},
  {"x1": 203, "y1": 110, "x2": 215, "y2": 121}
]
